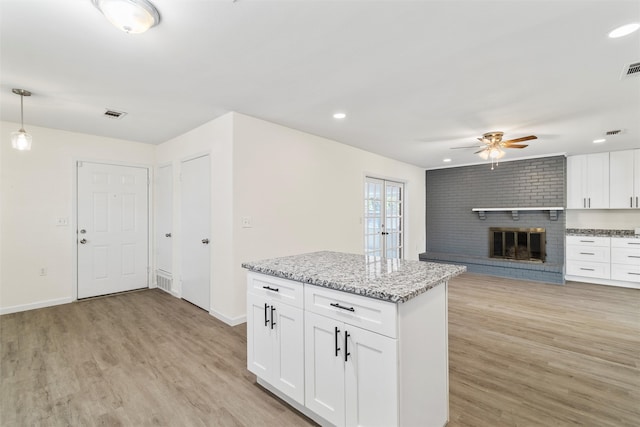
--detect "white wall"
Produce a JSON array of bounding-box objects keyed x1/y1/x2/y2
[
  {"x1": 155, "y1": 112, "x2": 426, "y2": 325},
  {"x1": 231, "y1": 113, "x2": 426, "y2": 320},
  {"x1": 0, "y1": 121, "x2": 154, "y2": 313},
  {"x1": 566, "y1": 209, "x2": 640, "y2": 229},
  {"x1": 155, "y1": 113, "x2": 235, "y2": 323}
]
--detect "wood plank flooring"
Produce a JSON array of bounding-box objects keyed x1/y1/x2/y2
[{"x1": 1, "y1": 273, "x2": 638, "y2": 426}]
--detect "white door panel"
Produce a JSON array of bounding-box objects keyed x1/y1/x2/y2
[
  {"x1": 77, "y1": 162, "x2": 149, "y2": 299},
  {"x1": 364, "y1": 177, "x2": 404, "y2": 258},
  {"x1": 156, "y1": 164, "x2": 173, "y2": 273},
  {"x1": 181, "y1": 155, "x2": 211, "y2": 310}
]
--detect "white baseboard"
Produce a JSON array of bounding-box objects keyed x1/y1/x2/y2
[
  {"x1": 0, "y1": 296, "x2": 74, "y2": 315},
  {"x1": 209, "y1": 308, "x2": 246, "y2": 326}
]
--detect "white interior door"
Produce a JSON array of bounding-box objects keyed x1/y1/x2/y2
[
  {"x1": 156, "y1": 164, "x2": 173, "y2": 273},
  {"x1": 181, "y1": 155, "x2": 211, "y2": 311},
  {"x1": 77, "y1": 161, "x2": 149, "y2": 299}
]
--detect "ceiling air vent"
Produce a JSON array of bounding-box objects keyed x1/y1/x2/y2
[
  {"x1": 621, "y1": 61, "x2": 640, "y2": 79},
  {"x1": 103, "y1": 109, "x2": 127, "y2": 119},
  {"x1": 605, "y1": 129, "x2": 623, "y2": 136}
]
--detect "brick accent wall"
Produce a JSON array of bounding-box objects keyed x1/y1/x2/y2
[{"x1": 423, "y1": 156, "x2": 566, "y2": 283}]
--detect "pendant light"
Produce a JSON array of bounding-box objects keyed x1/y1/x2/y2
[
  {"x1": 11, "y1": 89, "x2": 32, "y2": 151},
  {"x1": 92, "y1": 0, "x2": 160, "y2": 34}
]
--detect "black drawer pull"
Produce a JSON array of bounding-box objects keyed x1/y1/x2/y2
[
  {"x1": 262, "y1": 285, "x2": 279, "y2": 292},
  {"x1": 628, "y1": 272, "x2": 640, "y2": 276},
  {"x1": 330, "y1": 302, "x2": 355, "y2": 312},
  {"x1": 579, "y1": 268, "x2": 595, "y2": 271},
  {"x1": 579, "y1": 240, "x2": 595, "y2": 243},
  {"x1": 627, "y1": 242, "x2": 640, "y2": 245},
  {"x1": 579, "y1": 252, "x2": 595, "y2": 255},
  {"x1": 628, "y1": 256, "x2": 640, "y2": 259}
]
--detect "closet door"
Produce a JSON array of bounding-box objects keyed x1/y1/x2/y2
[{"x1": 181, "y1": 155, "x2": 210, "y2": 310}]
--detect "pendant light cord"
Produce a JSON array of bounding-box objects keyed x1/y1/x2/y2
[{"x1": 20, "y1": 94, "x2": 24, "y2": 129}]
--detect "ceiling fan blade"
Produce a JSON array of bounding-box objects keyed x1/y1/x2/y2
[
  {"x1": 504, "y1": 144, "x2": 528, "y2": 149},
  {"x1": 474, "y1": 149, "x2": 488, "y2": 154},
  {"x1": 450, "y1": 145, "x2": 482, "y2": 149},
  {"x1": 503, "y1": 135, "x2": 537, "y2": 144}
]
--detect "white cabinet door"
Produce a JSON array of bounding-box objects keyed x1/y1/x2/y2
[
  {"x1": 344, "y1": 325, "x2": 398, "y2": 427},
  {"x1": 272, "y1": 302, "x2": 305, "y2": 405},
  {"x1": 610, "y1": 150, "x2": 635, "y2": 208},
  {"x1": 567, "y1": 153, "x2": 609, "y2": 209},
  {"x1": 247, "y1": 293, "x2": 272, "y2": 379},
  {"x1": 305, "y1": 311, "x2": 345, "y2": 427},
  {"x1": 567, "y1": 155, "x2": 586, "y2": 209},
  {"x1": 586, "y1": 152, "x2": 609, "y2": 208},
  {"x1": 635, "y1": 150, "x2": 640, "y2": 208}
]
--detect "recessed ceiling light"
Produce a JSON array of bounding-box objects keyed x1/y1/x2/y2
[
  {"x1": 608, "y1": 23, "x2": 640, "y2": 38},
  {"x1": 333, "y1": 113, "x2": 346, "y2": 119},
  {"x1": 443, "y1": 158, "x2": 452, "y2": 163},
  {"x1": 593, "y1": 138, "x2": 606, "y2": 144}
]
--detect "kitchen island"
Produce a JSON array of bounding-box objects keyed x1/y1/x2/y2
[{"x1": 242, "y1": 251, "x2": 466, "y2": 427}]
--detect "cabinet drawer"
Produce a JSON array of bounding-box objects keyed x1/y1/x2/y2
[
  {"x1": 247, "y1": 272, "x2": 304, "y2": 309},
  {"x1": 566, "y1": 245, "x2": 610, "y2": 262},
  {"x1": 611, "y1": 238, "x2": 640, "y2": 249},
  {"x1": 304, "y1": 285, "x2": 397, "y2": 338},
  {"x1": 611, "y1": 247, "x2": 640, "y2": 265},
  {"x1": 611, "y1": 264, "x2": 640, "y2": 283},
  {"x1": 566, "y1": 236, "x2": 610, "y2": 247},
  {"x1": 566, "y1": 260, "x2": 610, "y2": 279}
]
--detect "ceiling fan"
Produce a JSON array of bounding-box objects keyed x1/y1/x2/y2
[{"x1": 452, "y1": 131, "x2": 537, "y2": 169}]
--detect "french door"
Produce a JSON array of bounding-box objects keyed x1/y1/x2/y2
[
  {"x1": 77, "y1": 161, "x2": 149, "y2": 299},
  {"x1": 364, "y1": 177, "x2": 404, "y2": 259}
]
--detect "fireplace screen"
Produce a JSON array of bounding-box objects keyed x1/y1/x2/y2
[{"x1": 489, "y1": 227, "x2": 546, "y2": 262}]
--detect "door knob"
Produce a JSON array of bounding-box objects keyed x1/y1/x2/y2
[
  {"x1": 202, "y1": 238, "x2": 209, "y2": 244},
  {"x1": 80, "y1": 239, "x2": 87, "y2": 244},
  {"x1": 165, "y1": 233, "x2": 172, "y2": 237}
]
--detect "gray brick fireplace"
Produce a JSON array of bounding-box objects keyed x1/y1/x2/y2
[{"x1": 421, "y1": 156, "x2": 566, "y2": 284}]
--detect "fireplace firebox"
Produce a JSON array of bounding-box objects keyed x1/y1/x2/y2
[{"x1": 489, "y1": 227, "x2": 546, "y2": 262}]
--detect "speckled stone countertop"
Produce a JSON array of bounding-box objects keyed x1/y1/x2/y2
[
  {"x1": 241, "y1": 251, "x2": 466, "y2": 303},
  {"x1": 566, "y1": 228, "x2": 640, "y2": 238}
]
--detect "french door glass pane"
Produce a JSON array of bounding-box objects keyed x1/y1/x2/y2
[{"x1": 364, "y1": 178, "x2": 404, "y2": 259}]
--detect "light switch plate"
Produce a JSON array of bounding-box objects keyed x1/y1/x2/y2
[{"x1": 242, "y1": 216, "x2": 252, "y2": 228}]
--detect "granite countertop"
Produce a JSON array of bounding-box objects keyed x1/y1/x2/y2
[
  {"x1": 241, "y1": 251, "x2": 466, "y2": 303},
  {"x1": 566, "y1": 228, "x2": 640, "y2": 238}
]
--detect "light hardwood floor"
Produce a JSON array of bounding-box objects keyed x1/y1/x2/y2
[{"x1": 1, "y1": 273, "x2": 638, "y2": 426}]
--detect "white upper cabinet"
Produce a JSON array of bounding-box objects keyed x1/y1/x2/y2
[
  {"x1": 567, "y1": 153, "x2": 610, "y2": 209},
  {"x1": 610, "y1": 149, "x2": 640, "y2": 209}
]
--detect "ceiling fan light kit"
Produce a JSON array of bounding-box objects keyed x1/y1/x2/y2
[
  {"x1": 92, "y1": 0, "x2": 160, "y2": 34},
  {"x1": 452, "y1": 131, "x2": 537, "y2": 170},
  {"x1": 10, "y1": 89, "x2": 33, "y2": 151}
]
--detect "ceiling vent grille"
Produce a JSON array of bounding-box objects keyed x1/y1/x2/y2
[
  {"x1": 103, "y1": 109, "x2": 127, "y2": 119},
  {"x1": 621, "y1": 61, "x2": 640, "y2": 79},
  {"x1": 605, "y1": 129, "x2": 623, "y2": 136}
]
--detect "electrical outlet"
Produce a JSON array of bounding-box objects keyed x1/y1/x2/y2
[
  {"x1": 242, "y1": 216, "x2": 252, "y2": 228},
  {"x1": 56, "y1": 217, "x2": 69, "y2": 226},
  {"x1": 39, "y1": 267, "x2": 47, "y2": 276}
]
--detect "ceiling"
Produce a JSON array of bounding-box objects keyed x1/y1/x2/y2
[{"x1": 1, "y1": 0, "x2": 639, "y2": 169}]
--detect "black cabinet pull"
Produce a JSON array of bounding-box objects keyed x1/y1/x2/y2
[
  {"x1": 264, "y1": 303, "x2": 269, "y2": 327},
  {"x1": 270, "y1": 306, "x2": 276, "y2": 329},
  {"x1": 262, "y1": 285, "x2": 279, "y2": 292},
  {"x1": 334, "y1": 326, "x2": 341, "y2": 357},
  {"x1": 330, "y1": 302, "x2": 355, "y2": 312},
  {"x1": 344, "y1": 331, "x2": 351, "y2": 362}
]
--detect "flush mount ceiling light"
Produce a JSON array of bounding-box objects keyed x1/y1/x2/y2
[
  {"x1": 92, "y1": 0, "x2": 160, "y2": 34},
  {"x1": 593, "y1": 138, "x2": 607, "y2": 144},
  {"x1": 608, "y1": 23, "x2": 640, "y2": 38},
  {"x1": 10, "y1": 89, "x2": 33, "y2": 151},
  {"x1": 333, "y1": 112, "x2": 346, "y2": 119}
]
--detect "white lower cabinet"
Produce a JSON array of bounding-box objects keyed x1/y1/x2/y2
[
  {"x1": 304, "y1": 311, "x2": 398, "y2": 427},
  {"x1": 565, "y1": 236, "x2": 640, "y2": 289},
  {"x1": 247, "y1": 271, "x2": 449, "y2": 427},
  {"x1": 247, "y1": 274, "x2": 304, "y2": 404}
]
